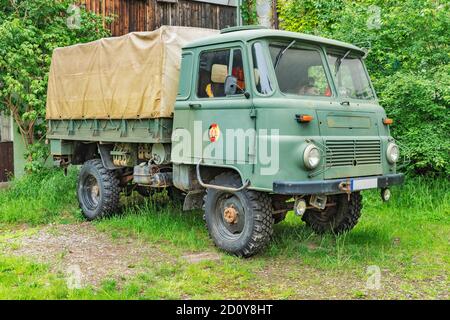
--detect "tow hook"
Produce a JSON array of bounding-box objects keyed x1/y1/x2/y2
[
  {"x1": 338, "y1": 180, "x2": 351, "y2": 193},
  {"x1": 339, "y1": 180, "x2": 352, "y2": 200}
]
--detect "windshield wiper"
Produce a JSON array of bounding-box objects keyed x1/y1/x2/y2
[
  {"x1": 274, "y1": 40, "x2": 296, "y2": 70},
  {"x1": 334, "y1": 50, "x2": 351, "y2": 76}
]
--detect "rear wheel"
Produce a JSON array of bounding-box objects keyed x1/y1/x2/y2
[
  {"x1": 77, "y1": 159, "x2": 120, "y2": 220},
  {"x1": 302, "y1": 192, "x2": 362, "y2": 234},
  {"x1": 203, "y1": 173, "x2": 274, "y2": 257},
  {"x1": 273, "y1": 211, "x2": 288, "y2": 224},
  {"x1": 136, "y1": 186, "x2": 153, "y2": 197}
]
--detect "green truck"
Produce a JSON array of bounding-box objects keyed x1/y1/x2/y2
[{"x1": 47, "y1": 25, "x2": 404, "y2": 257}]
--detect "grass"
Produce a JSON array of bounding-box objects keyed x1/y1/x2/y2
[
  {"x1": 0, "y1": 255, "x2": 118, "y2": 299},
  {"x1": 97, "y1": 176, "x2": 450, "y2": 274},
  {"x1": 267, "y1": 177, "x2": 450, "y2": 271},
  {"x1": 0, "y1": 254, "x2": 289, "y2": 299},
  {"x1": 0, "y1": 168, "x2": 448, "y2": 299},
  {"x1": 0, "y1": 168, "x2": 81, "y2": 225},
  {"x1": 96, "y1": 199, "x2": 212, "y2": 253}
]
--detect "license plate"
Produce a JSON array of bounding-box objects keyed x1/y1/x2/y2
[{"x1": 351, "y1": 178, "x2": 378, "y2": 191}]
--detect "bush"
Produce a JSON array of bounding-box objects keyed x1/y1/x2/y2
[
  {"x1": 379, "y1": 68, "x2": 450, "y2": 175},
  {"x1": 0, "y1": 167, "x2": 79, "y2": 224}
]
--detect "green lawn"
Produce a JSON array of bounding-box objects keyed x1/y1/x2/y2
[{"x1": 0, "y1": 168, "x2": 448, "y2": 299}]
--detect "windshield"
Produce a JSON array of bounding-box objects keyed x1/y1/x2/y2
[
  {"x1": 327, "y1": 53, "x2": 375, "y2": 100},
  {"x1": 269, "y1": 43, "x2": 331, "y2": 97}
]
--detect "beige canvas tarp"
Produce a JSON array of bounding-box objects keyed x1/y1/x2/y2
[{"x1": 46, "y1": 26, "x2": 218, "y2": 120}]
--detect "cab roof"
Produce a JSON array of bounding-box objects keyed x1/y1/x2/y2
[{"x1": 184, "y1": 25, "x2": 365, "y2": 54}]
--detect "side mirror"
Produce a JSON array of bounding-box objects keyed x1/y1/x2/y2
[{"x1": 224, "y1": 75, "x2": 237, "y2": 96}]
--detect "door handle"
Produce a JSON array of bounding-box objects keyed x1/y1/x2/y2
[
  {"x1": 189, "y1": 103, "x2": 202, "y2": 109},
  {"x1": 340, "y1": 101, "x2": 350, "y2": 106}
]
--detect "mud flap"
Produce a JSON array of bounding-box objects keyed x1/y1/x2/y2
[
  {"x1": 183, "y1": 190, "x2": 205, "y2": 211},
  {"x1": 97, "y1": 144, "x2": 118, "y2": 170}
]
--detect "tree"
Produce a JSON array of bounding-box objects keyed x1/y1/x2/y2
[{"x1": 0, "y1": 0, "x2": 110, "y2": 171}]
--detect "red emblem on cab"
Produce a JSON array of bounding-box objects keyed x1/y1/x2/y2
[{"x1": 209, "y1": 123, "x2": 220, "y2": 142}]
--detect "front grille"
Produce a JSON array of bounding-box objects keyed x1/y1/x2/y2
[{"x1": 325, "y1": 139, "x2": 381, "y2": 167}]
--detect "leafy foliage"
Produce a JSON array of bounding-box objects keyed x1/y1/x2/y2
[
  {"x1": 277, "y1": 0, "x2": 450, "y2": 176},
  {"x1": 241, "y1": 0, "x2": 258, "y2": 25},
  {"x1": 0, "y1": 0, "x2": 110, "y2": 172}
]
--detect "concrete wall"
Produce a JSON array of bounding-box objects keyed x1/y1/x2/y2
[{"x1": 12, "y1": 119, "x2": 26, "y2": 179}]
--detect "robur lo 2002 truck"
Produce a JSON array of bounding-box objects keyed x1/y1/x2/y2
[{"x1": 46, "y1": 25, "x2": 404, "y2": 257}]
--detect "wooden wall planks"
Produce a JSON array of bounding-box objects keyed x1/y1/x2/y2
[{"x1": 79, "y1": 0, "x2": 236, "y2": 36}]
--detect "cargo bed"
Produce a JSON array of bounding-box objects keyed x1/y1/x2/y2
[{"x1": 47, "y1": 118, "x2": 173, "y2": 144}]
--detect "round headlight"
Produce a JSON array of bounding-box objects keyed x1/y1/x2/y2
[
  {"x1": 386, "y1": 142, "x2": 399, "y2": 164},
  {"x1": 303, "y1": 144, "x2": 321, "y2": 169}
]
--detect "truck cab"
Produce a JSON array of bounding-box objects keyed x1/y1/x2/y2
[{"x1": 170, "y1": 26, "x2": 403, "y2": 255}]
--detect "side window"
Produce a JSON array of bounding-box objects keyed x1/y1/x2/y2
[
  {"x1": 197, "y1": 49, "x2": 230, "y2": 98},
  {"x1": 178, "y1": 52, "x2": 193, "y2": 99},
  {"x1": 269, "y1": 45, "x2": 331, "y2": 96},
  {"x1": 252, "y1": 42, "x2": 273, "y2": 94}
]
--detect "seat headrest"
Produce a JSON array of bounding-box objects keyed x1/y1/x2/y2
[{"x1": 211, "y1": 64, "x2": 228, "y2": 84}]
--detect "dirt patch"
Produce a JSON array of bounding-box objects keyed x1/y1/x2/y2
[
  {"x1": 182, "y1": 252, "x2": 221, "y2": 264},
  {"x1": 3, "y1": 223, "x2": 174, "y2": 287}
]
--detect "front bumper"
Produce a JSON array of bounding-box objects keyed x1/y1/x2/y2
[{"x1": 273, "y1": 173, "x2": 404, "y2": 195}]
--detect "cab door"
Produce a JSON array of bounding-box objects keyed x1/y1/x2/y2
[{"x1": 172, "y1": 43, "x2": 255, "y2": 179}]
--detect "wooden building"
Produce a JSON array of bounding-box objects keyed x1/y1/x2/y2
[
  {"x1": 0, "y1": 113, "x2": 12, "y2": 182},
  {"x1": 79, "y1": 0, "x2": 238, "y2": 36}
]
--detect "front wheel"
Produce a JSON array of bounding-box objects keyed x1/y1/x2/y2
[
  {"x1": 302, "y1": 192, "x2": 362, "y2": 234},
  {"x1": 203, "y1": 173, "x2": 274, "y2": 257},
  {"x1": 77, "y1": 159, "x2": 120, "y2": 220}
]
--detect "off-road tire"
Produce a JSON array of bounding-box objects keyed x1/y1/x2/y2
[
  {"x1": 203, "y1": 173, "x2": 274, "y2": 257},
  {"x1": 77, "y1": 159, "x2": 120, "y2": 220},
  {"x1": 302, "y1": 192, "x2": 362, "y2": 234}
]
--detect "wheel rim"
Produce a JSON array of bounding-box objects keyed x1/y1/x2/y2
[
  {"x1": 81, "y1": 174, "x2": 100, "y2": 210},
  {"x1": 214, "y1": 193, "x2": 246, "y2": 240}
]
